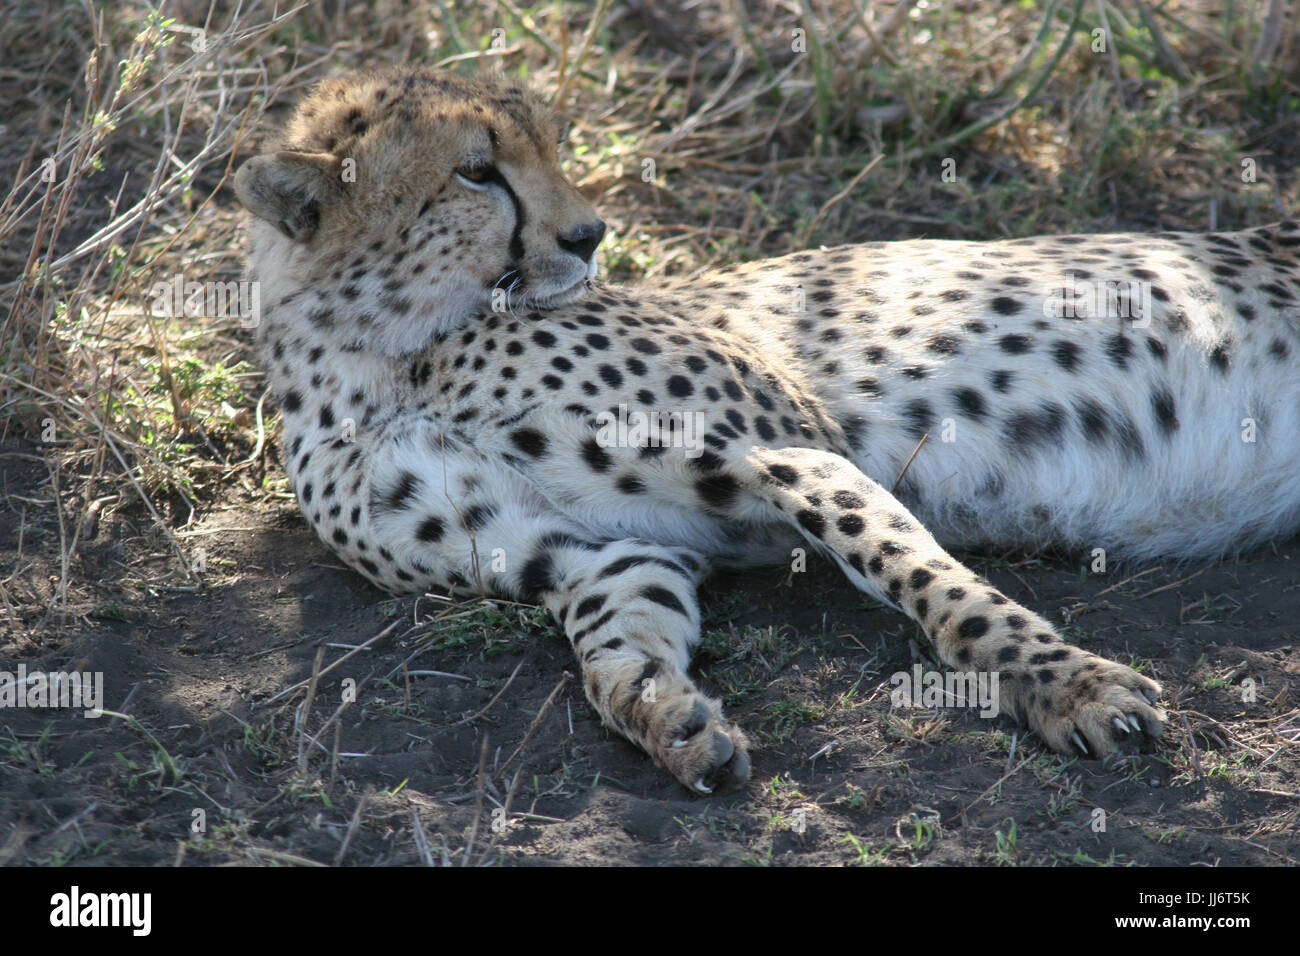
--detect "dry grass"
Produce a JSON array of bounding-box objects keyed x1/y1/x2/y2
[{"x1": 1, "y1": 0, "x2": 1297, "y2": 619}]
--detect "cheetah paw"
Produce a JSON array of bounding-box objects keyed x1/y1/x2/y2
[
  {"x1": 1026, "y1": 654, "x2": 1165, "y2": 758},
  {"x1": 652, "y1": 695, "x2": 750, "y2": 794}
]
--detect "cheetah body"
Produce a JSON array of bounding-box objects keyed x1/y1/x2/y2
[{"x1": 236, "y1": 68, "x2": 1300, "y2": 792}]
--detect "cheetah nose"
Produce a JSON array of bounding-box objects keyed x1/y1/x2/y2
[{"x1": 557, "y1": 220, "x2": 606, "y2": 263}]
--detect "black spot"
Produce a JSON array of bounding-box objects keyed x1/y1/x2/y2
[
  {"x1": 383, "y1": 471, "x2": 420, "y2": 510},
  {"x1": 518, "y1": 551, "x2": 556, "y2": 600},
  {"x1": 581, "y1": 438, "x2": 613, "y2": 473},
  {"x1": 837, "y1": 514, "x2": 864, "y2": 536},
  {"x1": 666, "y1": 375, "x2": 694, "y2": 398},
  {"x1": 696, "y1": 473, "x2": 740, "y2": 510},
  {"x1": 909, "y1": 568, "x2": 934, "y2": 590},
  {"x1": 887, "y1": 514, "x2": 916, "y2": 534},
  {"x1": 767, "y1": 464, "x2": 800, "y2": 486},
  {"x1": 1075, "y1": 398, "x2": 1110, "y2": 443},
  {"x1": 796, "y1": 509, "x2": 826, "y2": 538},
  {"x1": 1105, "y1": 334, "x2": 1133, "y2": 369},
  {"x1": 998, "y1": 334, "x2": 1032, "y2": 355},
  {"x1": 616, "y1": 473, "x2": 645, "y2": 495},
  {"x1": 990, "y1": 370, "x2": 1013, "y2": 393},
  {"x1": 952, "y1": 387, "x2": 987, "y2": 421},
  {"x1": 1151, "y1": 386, "x2": 1178, "y2": 434},
  {"x1": 1050, "y1": 340, "x2": 1082, "y2": 372},
  {"x1": 902, "y1": 399, "x2": 934, "y2": 439},
  {"x1": 990, "y1": 296, "x2": 1023, "y2": 315},
  {"x1": 927, "y1": 334, "x2": 961, "y2": 355},
  {"x1": 1004, "y1": 402, "x2": 1066, "y2": 449},
  {"x1": 832, "y1": 490, "x2": 865, "y2": 509},
  {"x1": 510, "y1": 428, "x2": 549, "y2": 457},
  {"x1": 532, "y1": 329, "x2": 557, "y2": 347},
  {"x1": 957, "y1": 615, "x2": 990, "y2": 639},
  {"x1": 462, "y1": 503, "x2": 493, "y2": 531},
  {"x1": 598, "y1": 364, "x2": 623, "y2": 388},
  {"x1": 283, "y1": 389, "x2": 303, "y2": 412},
  {"x1": 415, "y1": 516, "x2": 445, "y2": 542}
]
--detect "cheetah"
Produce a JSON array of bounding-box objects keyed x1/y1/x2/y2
[{"x1": 235, "y1": 67, "x2": 1300, "y2": 794}]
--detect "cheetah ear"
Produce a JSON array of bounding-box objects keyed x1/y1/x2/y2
[{"x1": 234, "y1": 149, "x2": 342, "y2": 242}]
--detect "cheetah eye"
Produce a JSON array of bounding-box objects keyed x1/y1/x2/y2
[{"x1": 455, "y1": 163, "x2": 496, "y2": 187}]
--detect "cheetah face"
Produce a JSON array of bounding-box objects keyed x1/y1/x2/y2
[{"x1": 235, "y1": 68, "x2": 605, "y2": 355}]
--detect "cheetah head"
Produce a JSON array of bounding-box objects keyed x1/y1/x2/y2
[{"x1": 235, "y1": 68, "x2": 605, "y2": 356}]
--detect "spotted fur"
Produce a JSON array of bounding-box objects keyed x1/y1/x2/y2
[{"x1": 236, "y1": 67, "x2": 1300, "y2": 793}]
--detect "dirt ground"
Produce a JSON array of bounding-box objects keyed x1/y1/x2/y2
[{"x1": 2, "y1": 441, "x2": 1296, "y2": 867}]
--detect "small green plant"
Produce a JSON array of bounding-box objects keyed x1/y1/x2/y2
[
  {"x1": 994, "y1": 818, "x2": 1020, "y2": 865},
  {"x1": 843, "y1": 834, "x2": 890, "y2": 866}
]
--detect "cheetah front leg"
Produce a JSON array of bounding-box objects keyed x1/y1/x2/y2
[
  {"x1": 730, "y1": 446, "x2": 1165, "y2": 757},
  {"x1": 527, "y1": 537, "x2": 750, "y2": 793},
  {"x1": 362, "y1": 437, "x2": 747, "y2": 793}
]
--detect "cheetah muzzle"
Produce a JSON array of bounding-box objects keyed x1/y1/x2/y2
[{"x1": 235, "y1": 66, "x2": 1300, "y2": 794}]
